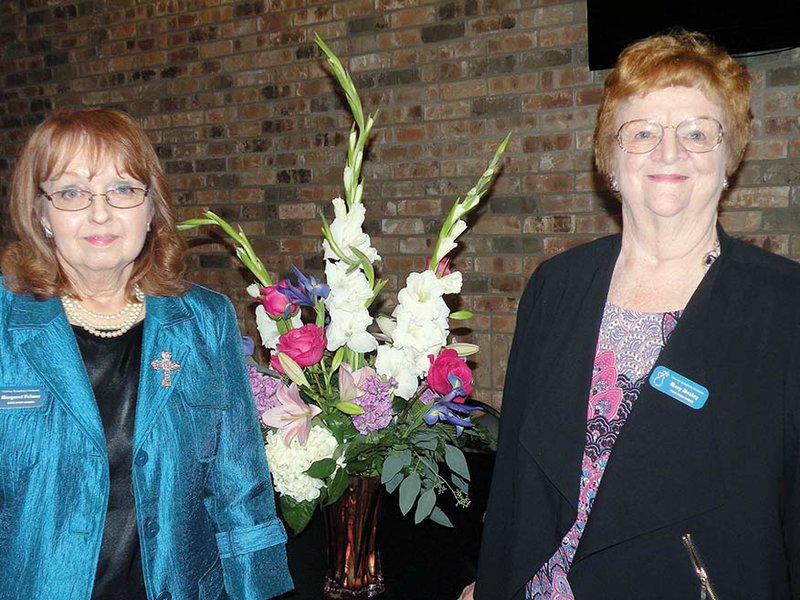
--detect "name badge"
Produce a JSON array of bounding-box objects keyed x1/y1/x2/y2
[
  {"x1": 649, "y1": 367, "x2": 709, "y2": 410},
  {"x1": 0, "y1": 388, "x2": 45, "y2": 409}
]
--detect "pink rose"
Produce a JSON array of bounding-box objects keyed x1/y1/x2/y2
[
  {"x1": 427, "y1": 348, "x2": 473, "y2": 400},
  {"x1": 275, "y1": 324, "x2": 326, "y2": 369},
  {"x1": 260, "y1": 280, "x2": 297, "y2": 318}
]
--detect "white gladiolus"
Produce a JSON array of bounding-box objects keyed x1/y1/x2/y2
[
  {"x1": 246, "y1": 283, "x2": 261, "y2": 298},
  {"x1": 436, "y1": 219, "x2": 468, "y2": 261},
  {"x1": 265, "y1": 426, "x2": 339, "y2": 503},
  {"x1": 324, "y1": 260, "x2": 377, "y2": 352},
  {"x1": 326, "y1": 304, "x2": 378, "y2": 353},
  {"x1": 322, "y1": 197, "x2": 380, "y2": 263},
  {"x1": 324, "y1": 260, "x2": 373, "y2": 309},
  {"x1": 375, "y1": 345, "x2": 421, "y2": 400}
]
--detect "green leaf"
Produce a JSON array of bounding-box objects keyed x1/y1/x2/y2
[
  {"x1": 449, "y1": 310, "x2": 474, "y2": 321},
  {"x1": 325, "y1": 469, "x2": 349, "y2": 506},
  {"x1": 398, "y1": 472, "x2": 421, "y2": 516},
  {"x1": 279, "y1": 495, "x2": 317, "y2": 535},
  {"x1": 429, "y1": 506, "x2": 454, "y2": 528},
  {"x1": 335, "y1": 401, "x2": 365, "y2": 415},
  {"x1": 330, "y1": 346, "x2": 345, "y2": 374},
  {"x1": 381, "y1": 449, "x2": 412, "y2": 483},
  {"x1": 349, "y1": 245, "x2": 375, "y2": 288},
  {"x1": 445, "y1": 444, "x2": 471, "y2": 481},
  {"x1": 385, "y1": 472, "x2": 404, "y2": 494},
  {"x1": 414, "y1": 488, "x2": 436, "y2": 524},
  {"x1": 305, "y1": 458, "x2": 337, "y2": 479}
]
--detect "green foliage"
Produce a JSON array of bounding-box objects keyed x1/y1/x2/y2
[{"x1": 279, "y1": 495, "x2": 316, "y2": 535}]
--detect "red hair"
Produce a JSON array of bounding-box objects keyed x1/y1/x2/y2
[{"x1": 594, "y1": 31, "x2": 752, "y2": 179}]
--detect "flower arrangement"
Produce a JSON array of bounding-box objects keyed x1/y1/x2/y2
[{"x1": 180, "y1": 35, "x2": 509, "y2": 534}]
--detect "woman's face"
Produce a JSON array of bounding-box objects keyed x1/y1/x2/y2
[
  {"x1": 613, "y1": 86, "x2": 728, "y2": 223},
  {"x1": 40, "y1": 151, "x2": 152, "y2": 289}
]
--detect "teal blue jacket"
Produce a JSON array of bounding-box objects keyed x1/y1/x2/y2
[{"x1": 0, "y1": 280, "x2": 293, "y2": 600}]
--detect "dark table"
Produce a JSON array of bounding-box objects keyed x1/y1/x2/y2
[{"x1": 278, "y1": 452, "x2": 494, "y2": 600}]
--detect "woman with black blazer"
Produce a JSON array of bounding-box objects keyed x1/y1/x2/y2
[{"x1": 464, "y1": 31, "x2": 800, "y2": 599}]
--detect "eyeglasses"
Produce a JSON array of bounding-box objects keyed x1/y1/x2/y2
[
  {"x1": 616, "y1": 117, "x2": 724, "y2": 155},
  {"x1": 39, "y1": 185, "x2": 149, "y2": 212}
]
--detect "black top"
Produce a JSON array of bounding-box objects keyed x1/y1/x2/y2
[{"x1": 73, "y1": 322, "x2": 148, "y2": 600}]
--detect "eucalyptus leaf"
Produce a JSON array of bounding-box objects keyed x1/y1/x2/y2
[
  {"x1": 415, "y1": 437, "x2": 438, "y2": 451},
  {"x1": 451, "y1": 473, "x2": 469, "y2": 494},
  {"x1": 305, "y1": 458, "x2": 337, "y2": 479},
  {"x1": 445, "y1": 444, "x2": 470, "y2": 481},
  {"x1": 385, "y1": 472, "x2": 404, "y2": 494},
  {"x1": 398, "y1": 473, "x2": 421, "y2": 516},
  {"x1": 381, "y1": 450, "x2": 412, "y2": 483},
  {"x1": 414, "y1": 488, "x2": 436, "y2": 524},
  {"x1": 429, "y1": 506, "x2": 454, "y2": 528}
]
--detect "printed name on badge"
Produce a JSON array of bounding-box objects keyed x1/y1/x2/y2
[
  {"x1": 648, "y1": 367, "x2": 709, "y2": 410},
  {"x1": 0, "y1": 388, "x2": 45, "y2": 409}
]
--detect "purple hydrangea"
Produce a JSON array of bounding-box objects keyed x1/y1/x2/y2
[
  {"x1": 248, "y1": 365, "x2": 282, "y2": 414},
  {"x1": 351, "y1": 375, "x2": 397, "y2": 434},
  {"x1": 417, "y1": 385, "x2": 440, "y2": 405}
]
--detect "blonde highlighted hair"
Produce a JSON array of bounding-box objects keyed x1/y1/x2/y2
[{"x1": 1, "y1": 107, "x2": 187, "y2": 299}]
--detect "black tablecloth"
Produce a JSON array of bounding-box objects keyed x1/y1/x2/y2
[{"x1": 278, "y1": 452, "x2": 494, "y2": 600}]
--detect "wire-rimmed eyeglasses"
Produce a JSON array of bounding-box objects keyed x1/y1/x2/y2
[
  {"x1": 616, "y1": 117, "x2": 724, "y2": 155},
  {"x1": 39, "y1": 185, "x2": 149, "y2": 212}
]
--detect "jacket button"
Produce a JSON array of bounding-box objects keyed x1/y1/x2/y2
[
  {"x1": 156, "y1": 593, "x2": 171, "y2": 600},
  {"x1": 144, "y1": 517, "x2": 160, "y2": 538},
  {"x1": 135, "y1": 450, "x2": 149, "y2": 466}
]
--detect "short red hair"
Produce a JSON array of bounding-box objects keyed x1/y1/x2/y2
[
  {"x1": 594, "y1": 31, "x2": 752, "y2": 180},
  {"x1": 2, "y1": 108, "x2": 187, "y2": 299}
]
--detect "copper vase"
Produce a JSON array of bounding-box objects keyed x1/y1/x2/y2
[{"x1": 321, "y1": 475, "x2": 385, "y2": 599}]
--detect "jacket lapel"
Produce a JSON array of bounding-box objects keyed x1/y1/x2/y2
[
  {"x1": 519, "y1": 238, "x2": 620, "y2": 510},
  {"x1": 574, "y1": 236, "x2": 728, "y2": 562},
  {"x1": 9, "y1": 294, "x2": 107, "y2": 456},
  {"x1": 134, "y1": 294, "x2": 192, "y2": 452}
]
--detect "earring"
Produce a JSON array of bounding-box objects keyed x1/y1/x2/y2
[
  {"x1": 43, "y1": 225, "x2": 53, "y2": 238},
  {"x1": 722, "y1": 177, "x2": 729, "y2": 191},
  {"x1": 608, "y1": 174, "x2": 619, "y2": 193}
]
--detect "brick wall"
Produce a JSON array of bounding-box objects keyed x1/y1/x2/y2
[{"x1": 2, "y1": 0, "x2": 799, "y2": 409}]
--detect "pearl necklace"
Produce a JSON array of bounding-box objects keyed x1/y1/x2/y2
[{"x1": 62, "y1": 285, "x2": 145, "y2": 338}]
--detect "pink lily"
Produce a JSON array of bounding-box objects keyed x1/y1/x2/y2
[
  {"x1": 338, "y1": 363, "x2": 377, "y2": 403},
  {"x1": 261, "y1": 382, "x2": 321, "y2": 446}
]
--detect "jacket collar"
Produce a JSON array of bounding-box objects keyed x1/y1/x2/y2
[{"x1": 8, "y1": 291, "x2": 196, "y2": 456}]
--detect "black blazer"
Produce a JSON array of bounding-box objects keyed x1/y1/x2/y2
[{"x1": 475, "y1": 229, "x2": 800, "y2": 599}]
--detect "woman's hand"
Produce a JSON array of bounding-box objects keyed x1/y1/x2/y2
[{"x1": 458, "y1": 582, "x2": 475, "y2": 600}]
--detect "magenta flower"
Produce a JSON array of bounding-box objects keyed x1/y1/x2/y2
[{"x1": 261, "y1": 382, "x2": 322, "y2": 446}]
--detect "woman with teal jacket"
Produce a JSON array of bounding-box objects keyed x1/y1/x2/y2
[{"x1": 0, "y1": 108, "x2": 293, "y2": 600}]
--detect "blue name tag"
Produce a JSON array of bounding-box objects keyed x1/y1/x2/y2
[
  {"x1": 649, "y1": 367, "x2": 709, "y2": 410},
  {"x1": 0, "y1": 388, "x2": 45, "y2": 409}
]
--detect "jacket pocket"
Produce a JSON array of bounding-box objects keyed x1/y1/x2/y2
[
  {"x1": 180, "y1": 376, "x2": 228, "y2": 463},
  {"x1": 198, "y1": 557, "x2": 226, "y2": 600},
  {"x1": 0, "y1": 388, "x2": 52, "y2": 468}
]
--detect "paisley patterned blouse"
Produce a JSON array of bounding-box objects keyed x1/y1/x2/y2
[{"x1": 526, "y1": 304, "x2": 681, "y2": 599}]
